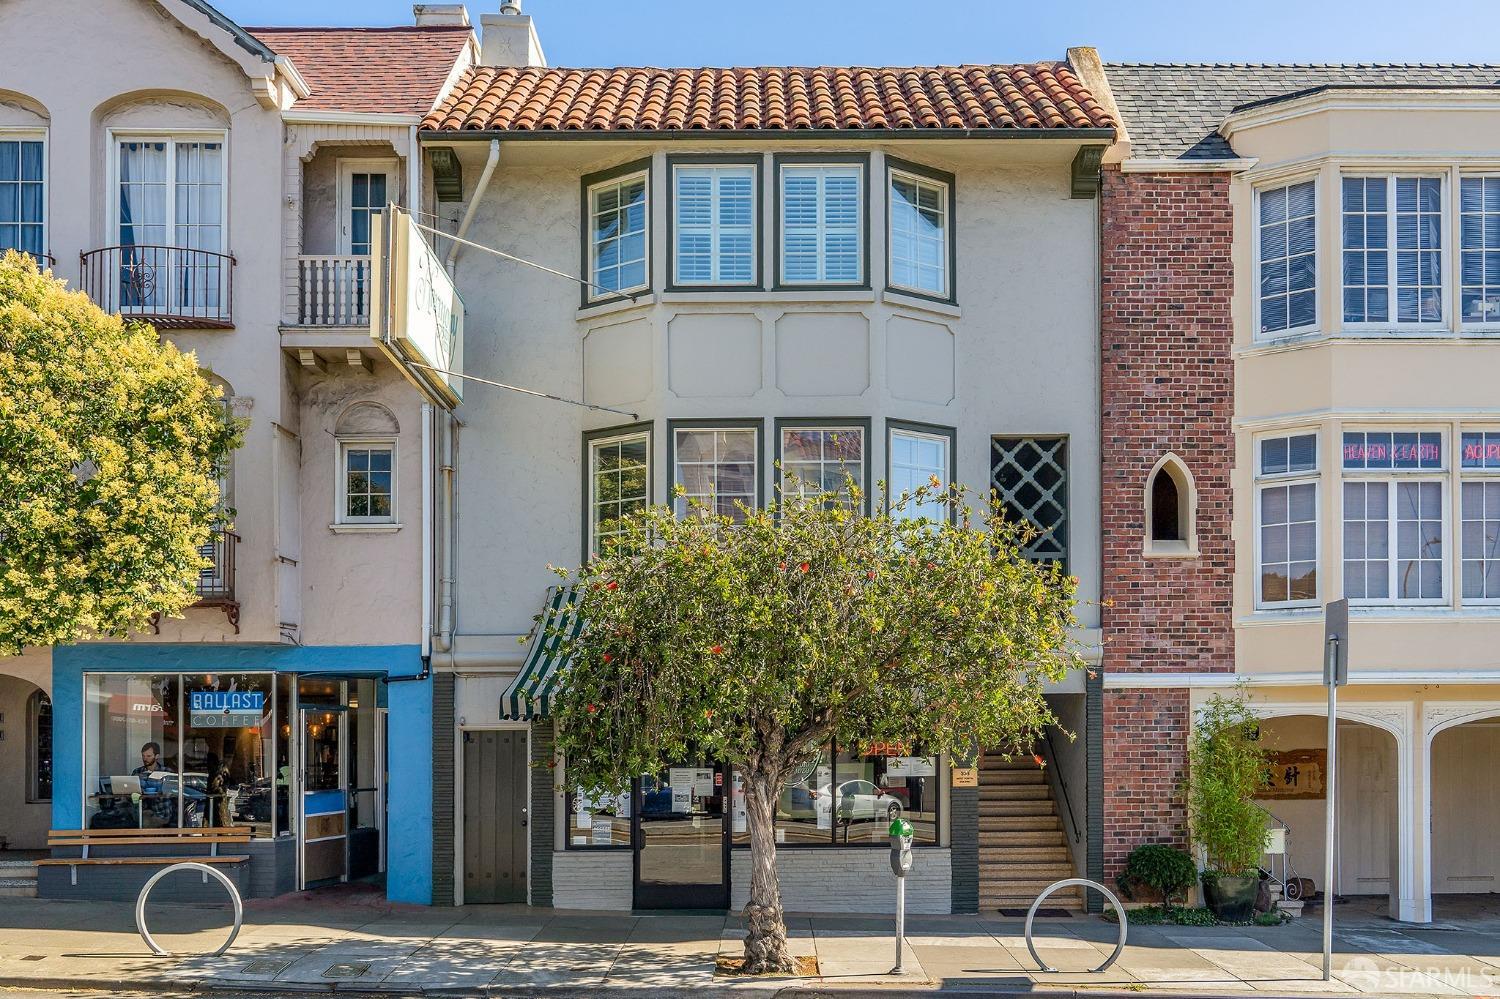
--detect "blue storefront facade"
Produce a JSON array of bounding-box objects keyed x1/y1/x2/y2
[{"x1": 49, "y1": 644, "x2": 433, "y2": 904}]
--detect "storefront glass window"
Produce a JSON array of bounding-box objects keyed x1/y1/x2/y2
[
  {"x1": 833, "y1": 742, "x2": 937, "y2": 845},
  {"x1": 568, "y1": 787, "x2": 632, "y2": 847},
  {"x1": 275, "y1": 674, "x2": 293, "y2": 835},
  {"x1": 84, "y1": 674, "x2": 180, "y2": 830},
  {"x1": 180, "y1": 673, "x2": 275, "y2": 834}
]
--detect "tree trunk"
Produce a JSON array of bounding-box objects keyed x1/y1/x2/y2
[{"x1": 741, "y1": 768, "x2": 796, "y2": 974}]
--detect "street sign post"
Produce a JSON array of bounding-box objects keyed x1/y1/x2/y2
[{"x1": 1321, "y1": 598, "x2": 1349, "y2": 981}]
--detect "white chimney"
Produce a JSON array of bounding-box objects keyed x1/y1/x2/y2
[
  {"x1": 481, "y1": 0, "x2": 546, "y2": 67},
  {"x1": 413, "y1": 4, "x2": 470, "y2": 26}
]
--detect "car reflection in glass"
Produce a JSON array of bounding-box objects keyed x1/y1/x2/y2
[{"x1": 821, "y1": 779, "x2": 904, "y2": 822}]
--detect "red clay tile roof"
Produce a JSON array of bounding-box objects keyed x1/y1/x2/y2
[
  {"x1": 248, "y1": 26, "x2": 472, "y2": 115},
  {"x1": 422, "y1": 64, "x2": 1114, "y2": 133}
]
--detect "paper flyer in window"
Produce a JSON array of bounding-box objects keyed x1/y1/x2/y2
[
  {"x1": 887, "y1": 756, "x2": 935, "y2": 778},
  {"x1": 731, "y1": 772, "x2": 747, "y2": 833},
  {"x1": 668, "y1": 768, "x2": 694, "y2": 811},
  {"x1": 591, "y1": 819, "x2": 614, "y2": 845},
  {"x1": 815, "y1": 765, "x2": 833, "y2": 830}
]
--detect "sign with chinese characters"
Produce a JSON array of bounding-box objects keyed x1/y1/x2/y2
[
  {"x1": 1260, "y1": 749, "x2": 1326, "y2": 800},
  {"x1": 188, "y1": 689, "x2": 263, "y2": 728}
]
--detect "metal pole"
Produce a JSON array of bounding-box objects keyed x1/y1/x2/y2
[
  {"x1": 1322, "y1": 635, "x2": 1338, "y2": 982},
  {"x1": 894, "y1": 876, "x2": 905, "y2": 973}
]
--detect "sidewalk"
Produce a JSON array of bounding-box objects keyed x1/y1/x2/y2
[{"x1": 1, "y1": 883, "x2": 1499, "y2": 995}]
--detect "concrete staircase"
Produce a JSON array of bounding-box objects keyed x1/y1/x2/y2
[
  {"x1": 977, "y1": 752, "x2": 1081, "y2": 912},
  {"x1": 0, "y1": 857, "x2": 38, "y2": 899}
]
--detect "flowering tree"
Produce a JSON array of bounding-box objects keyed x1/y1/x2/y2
[
  {"x1": 0, "y1": 252, "x2": 241, "y2": 654},
  {"x1": 551, "y1": 475, "x2": 1084, "y2": 973}
]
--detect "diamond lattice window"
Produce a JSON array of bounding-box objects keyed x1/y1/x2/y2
[{"x1": 991, "y1": 437, "x2": 1069, "y2": 568}]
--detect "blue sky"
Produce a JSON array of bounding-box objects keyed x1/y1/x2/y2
[{"x1": 217, "y1": 0, "x2": 1500, "y2": 65}]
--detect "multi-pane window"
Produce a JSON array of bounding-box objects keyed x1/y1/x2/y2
[
  {"x1": 781, "y1": 164, "x2": 862, "y2": 285},
  {"x1": 341, "y1": 443, "x2": 395, "y2": 523},
  {"x1": 1259, "y1": 180, "x2": 1317, "y2": 335},
  {"x1": 588, "y1": 171, "x2": 648, "y2": 298},
  {"x1": 1460, "y1": 177, "x2": 1500, "y2": 326},
  {"x1": 673, "y1": 164, "x2": 754, "y2": 286},
  {"x1": 1343, "y1": 175, "x2": 1444, "y2": 326},
  {"x1": 1257, "y1": 433, "x2": 1319, "y2": 606},
  {"x1": 0, "y1": 137, "x2": 44, "y2": 259},
  {"x1": 991, "y1": 436, "x2": 1069, "y2": 567},
  {"x1": 889, "y1": 168, "x2": 949, "y2": 297},
  {"x1": 588, "y1": 431, "x2": 649, "y2": 555},
  {"x1": 780, "y1": 426, "x2": 864, "y2": 506},
  {"x1": 673, "y1": 427, "x2": 758, "y2": 521},
  {"x1": 346, "y1": 170, "x2": 387, "y2": 256},
  {"x1": 1341, "y1": 431, "x2": 1445, "y2": 604},
  {"x1": 1460, "y1": 431, "x2": 1500, "y2": 600},
  {"x1": 116, "y1": 136, "x2": 225, "y2": 311},
  {"x1": 888, "y1": 426, "x2": 950, "y2": 522}
]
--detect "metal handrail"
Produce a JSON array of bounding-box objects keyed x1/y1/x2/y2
[
  {"x1": 79, "y1": 244, "x2": 235, "y2": 328},
  {"x1": 3, "y1": 248, "x2": 56, "y2": 270},
  {"x1": 1041, "y1": 728, "x2": 1083, "y2": 845},
  {"x1": 196, "y1": 529, "x2": 239, "y2": 603}
]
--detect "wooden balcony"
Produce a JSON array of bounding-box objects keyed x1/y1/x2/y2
[
  {"x1": 79, "y1": 245, "x2": 235, "y2": 330},
  {"x1": 294, "y1": 254, "x2": 374, "y2": 327}
]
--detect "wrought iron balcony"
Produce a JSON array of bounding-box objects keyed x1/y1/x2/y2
[
  {"x1": 295, "y1": 254, "x2": 374, "y2": 326},
  {"x1": 79, "y1": 244, "x2": 235, "y2": 329},
  {"x1": 146, "y1": 528, "x2": 240, "y2": 635},
  {"x1": 3, "y1": 248, "x2": 56, "y2": 270}
]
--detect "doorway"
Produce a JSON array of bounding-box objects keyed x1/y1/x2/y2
[
  {"x1": 295, "y1": 677, "x2": 386, "y2": 891},
  {"x1": 462, "y1": 730, "x2": 529, "y2": 903},
  {"x1": 299, "y1": 704, "x2": 346, "y2": 887},
  {"x1": 632, "y1": 761, "x2": 728, "y2": 909}
]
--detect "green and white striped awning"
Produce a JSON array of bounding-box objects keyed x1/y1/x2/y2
[{"x1": 501, "y1": 585, "x2": 582, "y2": 720}]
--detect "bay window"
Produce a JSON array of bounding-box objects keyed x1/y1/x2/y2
[
  {"x1": 1342, "y1": 175, "x2": 1444, "y2": 327},
  {"x1": 0, "y1": 134, "x2": 45, "y2": 260},
  {"x1": 671, "y1": 161, "x2": 756, "y2": 287},
  {"x1": 1258, "y1": 179, "x2": 1317, "y2": 336},
  {"x1": 584, "y1": 162, "x2": 649, "y2": 302},
  {"x1": 1341, "y1": 431, "x2": 1445, "y2": 604},
  {"x1": 586, "y1": 427, "x2": 650, "y2": 556},
  {"x1": 1461, "y1": 430, "x2": 1500, "y2": 601},
  {"x1": 887, "y1": 159, "x2": 953, "y2": 300},
  {"x1": 1256, "y1": 432, "x2": 1319, "y2": 607},
  {"x1": 1460, "y1": 177, "x2": 1500, "y2": 327},
  {"x1": 778, "y1": 158, "x2": 865, "y2": 287},
  {"x1": 888, "y1": 422, "x2": 953, "y2": 523},
  {"x1": 671, "y1": 423, "x2": 760, "y2": 521},
  {"x1": 777, "y1": 421, "x2": 866, "y2": 509}
]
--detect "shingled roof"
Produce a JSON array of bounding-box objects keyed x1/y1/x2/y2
[
  {"x1": 248, "y1": 26, "x2": 473, "y2": 115},
  {"x1": 422, "y1": 64, "x2": 1114, "y2": 133},
  {"x1": 1104, "y1": 63, "x2": 1500, "y2": 161}
]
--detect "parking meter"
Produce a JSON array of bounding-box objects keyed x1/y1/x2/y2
[{"x1": 888, "y1": 817, "x2": 914, "y2": 877}]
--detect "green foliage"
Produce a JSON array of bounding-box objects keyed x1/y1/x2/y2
[
  {"x1": 1254, "y1": 909, "x2": 1289, "y2": 926},
  {"x1": 1119, "y1": 844, "x2": 1198, "y2": 905},
  {"x1": 1184, "y1": 692, "x2": 1273, "y2": 877},
  {"x1": 1104, "y1": 904, "x2": 1217, "y2": 926},
  {"x1": 549, "y1": 476, "x2": 1085, "y2": 796},
  {"x1": 0, "y1": 251, "x2": 241, "y2": 653}
]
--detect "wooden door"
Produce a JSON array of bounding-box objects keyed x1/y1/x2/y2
[{"x1": 462, "y1": 730, "x2": 528, "y2": 904}]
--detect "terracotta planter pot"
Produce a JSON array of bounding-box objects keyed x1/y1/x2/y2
[{"x1": 1202, "y1": 873, "x2": 1259, "y2": 922}]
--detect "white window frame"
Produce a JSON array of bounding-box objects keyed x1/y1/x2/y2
[
  {"x1": 777, "y1": 423, "x2": 867, "y2": 509},
  {"x1": 0, "y1": 127, "x2": 47, "y2": 261},
  {"x1": 887, "y1": 166, "x2": 950, "y2": 300},
  {"x1": 1458, "y1": 174, "x2": 1500, "y2": 331},
  {"x1": 587, "y1": 429, "x2": 651, "y2": 556},
  {"x1": 586, "y1": 167, "x2": 650, "y2": 302},
  {"x1": 670, "y1": 162, "x2": 758, "y2": 287},
  {"x1": 671, "y1": 424, "x2": 761, "y2": 521},
  {"x1": 1254, "y1": 177, "x2": 1319, "y2": 341},
  {"x1": 1254, "y1": 431, "x2": 1321, "y2": 609},
  {"x1": 887, "y1": 424, "x2": 952, "y2": 524},
  {"x1": 1458, "y1": 426, "x2": 1500, "y2": 604},
  {"x1": 778, "y1": 161, "x2": 865, "y2": 287},
  {"x1": 1340, "y1": 173, "x2": 1449, "y2": 333},
  {"x1": 337, "y1": 157, "x2": 398, "y2": 256},
  {"x1": 334, "y1": 437, "x2": 398, "y2": 530},
  {"x1": 1338, "y1": 428, "x2": 1448, "y2": 607}
]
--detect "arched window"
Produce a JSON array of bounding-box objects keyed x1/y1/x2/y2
[
  {"x1": 1146, "y1": 454, "x2": 1197, "y2": 557},
  {"x1": 27, "y1": 689, "x2": 51, "y2": 802}
]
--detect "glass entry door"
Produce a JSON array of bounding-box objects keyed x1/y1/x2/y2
[
  {"x1": 633, "y1": 761, "x2": 728, "y2": 909},
  {"x1": 298, "y1": 704, "x2": 347, "y2": 888}
]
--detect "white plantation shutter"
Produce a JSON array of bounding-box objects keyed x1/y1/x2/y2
[
  {"x1": 781, "y1": 165, "x2": 862, "y2": 284},
  {"x1": 674, "y1": 165, "x2": 754, "y2": 284}
]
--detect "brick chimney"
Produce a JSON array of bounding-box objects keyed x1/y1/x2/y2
[
  {"x1": 413, "y1": 4, "x2": 470, "y2": 26},
  {"x1": 481, "y1": 0, "x2": 545, "y2": 67}
]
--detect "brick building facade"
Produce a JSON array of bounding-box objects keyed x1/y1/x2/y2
[{"x1": 1098, "y1": 166, "x2": 1236, "y2": 874}]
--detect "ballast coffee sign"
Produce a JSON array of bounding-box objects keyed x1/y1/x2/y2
[{"x1": 189, "y1": 690, "x2": 264, "y2": 728}]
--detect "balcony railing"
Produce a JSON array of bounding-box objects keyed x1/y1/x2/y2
[
  {"x1": 3, "y1": 248, "x2": 56, "y2": 270},
  {"x1": 196, "y1": 529, "x2": 240, "y2": 633},
  {"x1": 80, "y1": 245, "x2": 235, "y2": 329},
  {"x1": 295, "y1": 254, "x2": 374, "y2": 327}
]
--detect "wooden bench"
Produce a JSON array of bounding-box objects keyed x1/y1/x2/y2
[{"x1": 41, "y1": 827, "x2": 251, "y2": 886}]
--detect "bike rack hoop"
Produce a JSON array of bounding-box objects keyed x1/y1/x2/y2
[
  {"x1": 134, "y1": 861, "x2": 244, "y2": 957},
  {"x1": 1023, "y1": 878, "x2": 1127, "y2": 974}
]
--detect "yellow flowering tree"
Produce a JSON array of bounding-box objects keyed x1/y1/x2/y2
[
  {"x1": 0, "y1": 251, "x2": 241, "y2": 654},
  {"x1": 551, "y1": 474, "x2": 1085, "y2": 974}
]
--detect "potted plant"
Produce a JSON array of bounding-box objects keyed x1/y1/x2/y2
[
  {"x1": 1184, "y1": 692, "x2": 1272, "y2": 922},
  {"x1": 1117, "y1": 843, "x2": 1198, "y2": 908}
]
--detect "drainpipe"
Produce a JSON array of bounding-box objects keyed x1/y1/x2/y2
[
  {"x1": 421, "y1": 403, "x2": 433, "y2": 658},
  {"x1": 432, "y1": 410, "x2": 459, "y2": 654},
  {"x1": 445, "y1": 138, "x2": 500, "y2": 271}
]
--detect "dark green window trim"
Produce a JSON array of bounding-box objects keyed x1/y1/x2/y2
[
  {"x1": 772, "y1": 152, "x2": 871, "y2": 292},
  {"x1": 581, "y1": 421, "x2": 655, "y2": 563},
  {"x1": 579, "y1": 157, "x2": 653, "y2": 309},
  {"x1": 666, "y1": 418, "x2": 767, "y2": 516},
  {"x1": 665, "y1": 153, "x2": 764, "y2": 293},
  {"x1": 773, "y1": 416, "x2": 873, "y2": 515},
  {"x1": 885, "y1": 155, "x2": 958, "y2": 307},
  {"x1": 885, "y1": 418, "x2": 958, "y2": 524}
]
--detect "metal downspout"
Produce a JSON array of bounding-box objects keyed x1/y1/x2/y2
[{"x1": 444, "y1": 138, "x2": 500, "y2": 270}]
